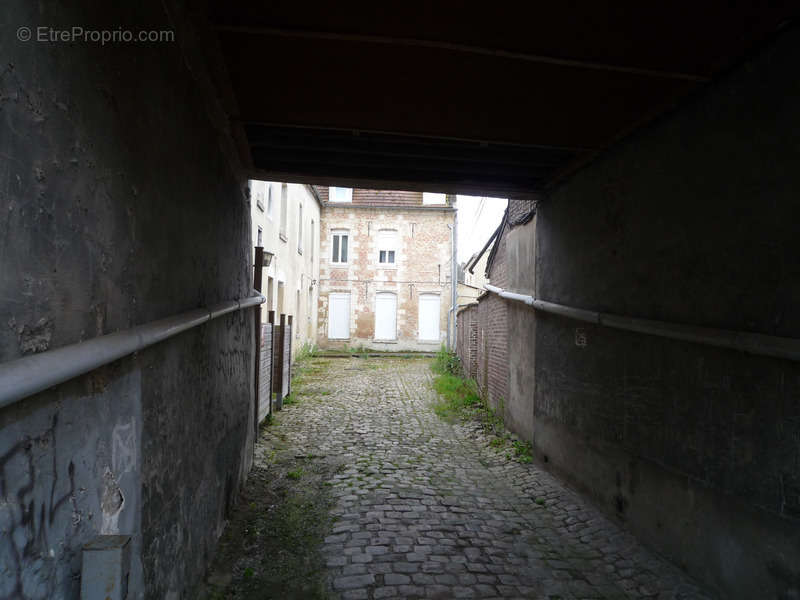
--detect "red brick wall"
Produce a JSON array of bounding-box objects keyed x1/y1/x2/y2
[
  {"x1": 478, "y1": 294, "x2": 508, "y2": 412},
  {"x1": 487, "y1": 225, "x2": 509, "y2": 410},
  {"x1": 456, "y1": 306, "x2": 479, "y2": 380},
  {"x1": 456, "y1": 222, "x2": 509, "y2": 413}
]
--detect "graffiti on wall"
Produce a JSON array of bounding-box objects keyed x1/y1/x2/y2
[{"x1": 0, "y1": 414, "x2": 77, "y2": 600}]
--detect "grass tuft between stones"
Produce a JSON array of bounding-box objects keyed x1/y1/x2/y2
[{"x1": 430, "y1": 349, "x2": 533, "y2": 464}]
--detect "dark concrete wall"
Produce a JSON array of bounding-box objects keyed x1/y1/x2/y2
[
  {"x1": 505, "y1": 216, "x2": 537, "y2": 442},
  {"x1": 0, "y1": 1, "x2": 254, "y2": 598},
  {"x1": 504, "y1": 28, "x2": 800, "y2": 599}
]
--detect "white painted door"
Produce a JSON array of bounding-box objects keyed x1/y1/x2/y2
[
  {"x1": 418, "y1": 294, "x2": 440, "y2": 341},
  {"x1": 374, "y1": 292, "x2": 397, "y2": 340},
  {"x1": 328, "y1": 293, "x2": 350, "y2": 339}
]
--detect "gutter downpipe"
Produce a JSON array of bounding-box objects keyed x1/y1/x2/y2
[
  {"x1": 446, "y1": 224, "x2": 453, "y2": 351},
  {"x1": 452, "y1": 197, "x2": 458, "y2": 352},
  {"x1": 0, "y1": 294, "x2": 265, "y2": 410},
  {"x1": 483, "y1": 283, "x2": 800, "y2": 363}
]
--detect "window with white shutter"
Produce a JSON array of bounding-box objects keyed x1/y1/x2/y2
[{"x1": 377, "y1": 229, "x2": 398, "y2": 266}]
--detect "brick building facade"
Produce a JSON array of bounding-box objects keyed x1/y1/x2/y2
[{"x1": 315, "y1": 188, "x2": 456, "y2": 351}]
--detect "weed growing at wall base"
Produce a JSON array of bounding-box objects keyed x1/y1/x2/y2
[
  {"x1": 430, "y1": 348, "x2": 481, "y2": 421},
  {"x1": 432, "y1": 345, "x2": 462, "y2": 375},
  {"x1": 430, "y1": 350, "x2": 532, "y2": 464},
  {"x1": 513, "y1": 440, "x2": 533, "y2": 463},
  {"x1": 432, "y1": 372, "x2": 481, "y2": 421},
  {"x1": 296, "y1": 342, "x2": 318, "y2": 360}
]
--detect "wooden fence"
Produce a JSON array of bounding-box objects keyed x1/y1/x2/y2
[{"x1": 255, "y1": 311, "x2": 293, "y2": 424}]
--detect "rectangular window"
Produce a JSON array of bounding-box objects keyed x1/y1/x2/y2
[
  {"x1": 331, "y1": 230, "x2": 348, "y2": 264},
  {"x1": 423, "y1": 192, "x2": 447, "y2": 205},
  {"x1": 257, "y1": 226, "x2": 263, "y2": 247},
  {"x1": 280, "y1": 183, "x2": 288, "y2": 239},
  {"x1": 329, "y1": 187, "x2": 352, "y2": 203},
  {"x1": 298, "y1": 202, "x2": 303, "y2": 254},
  {"x1": 377, "y1": 229, "x2": 398, "y2": 266},
  {"x1": 310, "y1": 220, "x2": 315, "y2": 261}
]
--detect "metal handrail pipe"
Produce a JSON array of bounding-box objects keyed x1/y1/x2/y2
[
  {"x1": 532, "y1": 299, "x2": 600, "y2": 324},
  {"x1": 483, "y1": 284, "x2": 800, "y2": 362},
  {"x1": 484, "y1": 284, "x2": 535, "y2": 306},
  {"x1": 0, "y1": 294, "x2": 265, "y2": 410}
]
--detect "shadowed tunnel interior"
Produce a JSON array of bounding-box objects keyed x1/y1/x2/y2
[
  {"x1": 210, "y1": 1, "x2": 796, "y2": 196},
  {"x1": 1, "y1": 2, "x2": 798, "y2": 599}
]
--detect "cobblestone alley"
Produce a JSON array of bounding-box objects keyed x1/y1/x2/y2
[{"x1": 204, "y1": 356, "x2": 713, "y2": 600}]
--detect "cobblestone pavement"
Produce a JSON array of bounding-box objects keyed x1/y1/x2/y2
[{"x1": 262, "y1": 357, "x2": 713, "y2": 600}]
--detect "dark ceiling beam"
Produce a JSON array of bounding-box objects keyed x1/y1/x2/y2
[
  {"x1": 239, "y1": 121, "x2": 592, "y2": 153},
  {"x1": 245, "y1": 124, "x2": 576, "y2": 195},
  {"x1": 248, "y1": 142, "x2": 568, "y2": 170},
  {"x1": 249, "y1": 164, "x2": 544, "y2": 188},
  {"x1": 246, "y1": 169, "x2": 534, "y2": 199},
  {"x1": 243, "y1": 125, "x2": 578, "y2": 168},
  {"x1": 214, "y1": 25, "x2": 710, "y2": 82},
  {"x1": 250, "y1": 149, "x2": 553, "y2": 180},
  {"x1": 252, "y1": 148, "x2": 553, "y2": 181}
]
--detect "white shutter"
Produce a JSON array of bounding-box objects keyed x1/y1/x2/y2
[
  {"x1": 374, "y1": 293, "x2": 397, "y2": 340},
  {"x1": 418, "y1": 294, "x2": 440, "y2": 341},
  {"x1": 328, "y1": 293, "x2": 350, "y2": 339}
]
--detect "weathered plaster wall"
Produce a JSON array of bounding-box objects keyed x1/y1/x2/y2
[
  {"x1": 505, "y1": 216, "x2": 536, "y2": 442},
  {"x1": 250, "y1": 182, "x2": 320, "y2": 358},
  {"x1": 0, "y1": 363, "x2": 142, "y2": 600},
  {"x1": 0, "y1": 1, "x2": 254, "y2": 598},
  {"x1": 505, "y1": 28, "x2": 800, "y2": 599}
]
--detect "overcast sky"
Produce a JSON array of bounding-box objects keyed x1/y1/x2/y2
[{"x1": 455, "y1": 195, "x2": 507, "y2": 264}]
